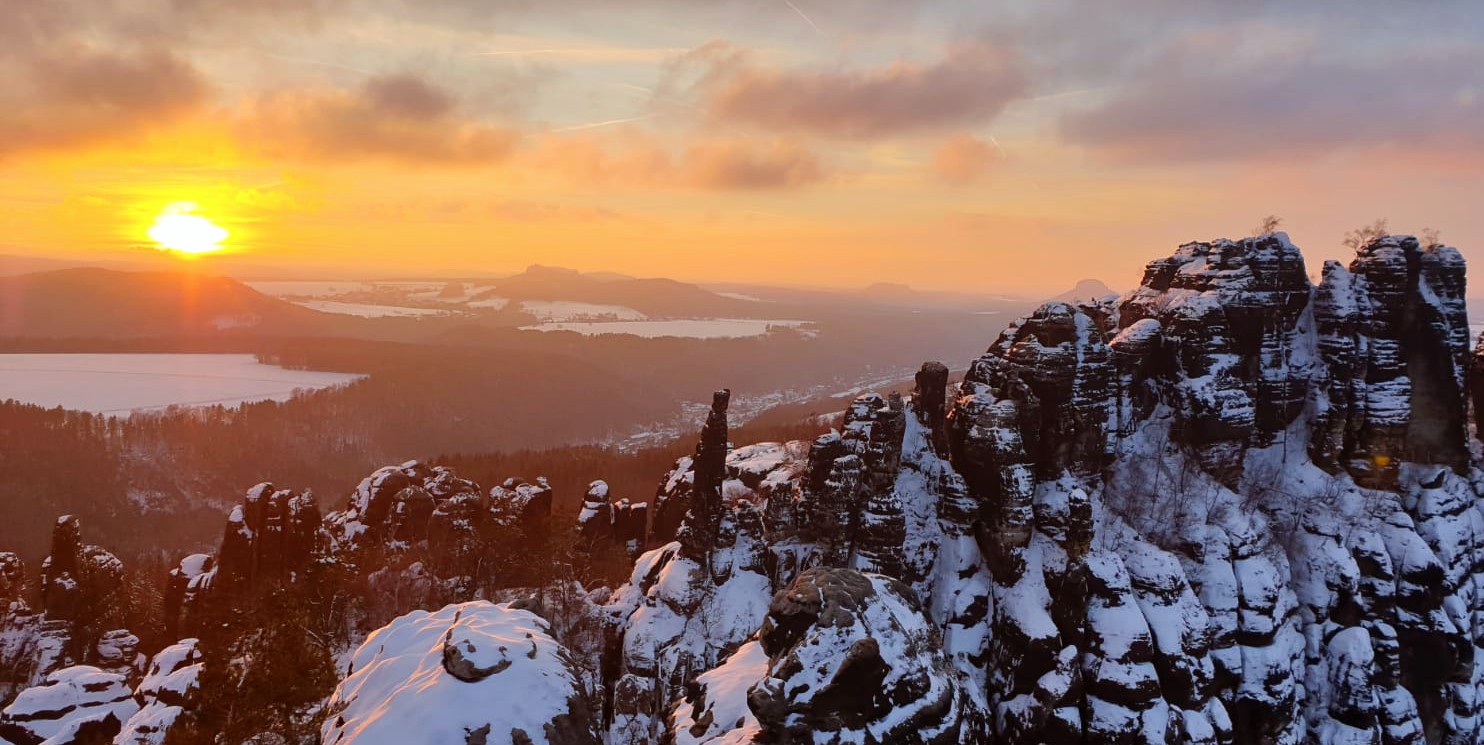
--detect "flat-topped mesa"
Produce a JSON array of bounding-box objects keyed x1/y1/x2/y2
[
  {"x1": 1119, "y1": 233, "x2": 1313, "y2": 485},
  {"x1": 1313, "y1": 235, "x2": 1471, "y2": 488}
]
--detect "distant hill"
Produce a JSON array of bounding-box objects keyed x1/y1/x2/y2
[
  {"x1": 0, "y1": 268, "x2": 336, "y2": 339},
  {"x1": 1050, "y1": 278, "x2": 1117, "y2": 304},
  {"x1": 483, "y1": 265, "x2": 765, "y2": 319}
]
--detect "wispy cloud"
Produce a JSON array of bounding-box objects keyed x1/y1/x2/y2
[
  {"x1": 470, "y1": 47, "x2": 690, "y2": 63},
  {"x1": 666, "y1": 40, "x2": 1029, "y2": 139}
]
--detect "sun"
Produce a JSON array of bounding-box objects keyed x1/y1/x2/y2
[{"x1": 147, "y1": 202, "x2": 229, "y2": 255}]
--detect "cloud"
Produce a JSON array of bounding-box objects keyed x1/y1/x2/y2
[
  {"x1": 1059, "y1": 35, "x2": 1484, "y2": 162},
  {"x1": 930, "y1": 133, "x2": 999, "y2": 185},
  {"x1": 237, "y1": 74, "x2": 520, "y2": 165},
  {"x1": 667, "y1": 40, "x2": 1028, "y2": 139},
  {"x1": 527, "y1": 129, "x2": 828, "y2": 190},
  {"x1": 680, "y1": 139, "x2": 825, "y2": 189},
  {"x1": 0, "y1": 43, "x2": 211, "y2": 156}
]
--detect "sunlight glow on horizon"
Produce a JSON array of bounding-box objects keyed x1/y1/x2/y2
[{"x1": 147, "y1": 202, "x2": 230, "y2": 256}]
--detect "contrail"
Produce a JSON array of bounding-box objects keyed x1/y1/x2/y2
[
  {"x1": 472, "y1": 48, "x2": 594, "y2": 57},
  {"x1": 470, "y1": 47, "x2": 689, "y2": 60},
  {"x1": 784, "y1": 0, "x2": 824, "y2": 36},
  {"x1": 547, "y1": 114, "x2": 658, "y2": 133},
  {"x1": 1031, "y1": 86, "x2": 1106, "y2": 102},
  {"x1": 987, "y1": 135, "x2": 1007, "y2": 159},
  {"x1": 262, "y1": 53, "x2": 373, "y2": 75}
]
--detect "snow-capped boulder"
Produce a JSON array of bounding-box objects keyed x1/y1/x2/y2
[
  {"x1": 322, "y1": 601, "x2": 596, "y2": 745},
  {"x1": 0, "y1": 665, "x2": 137, "y2": 745}
]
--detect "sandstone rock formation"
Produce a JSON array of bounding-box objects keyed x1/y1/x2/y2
[
  {"x1": 321, "y1": 601, "x2": 597, "y2": 745},
  {"x1": 596, "y1": 231, "x2": 1484, "y2": 745}
]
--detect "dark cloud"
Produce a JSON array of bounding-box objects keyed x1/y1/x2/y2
[
  {"x1": 362, "y1": 75, "x2": 456, "y2": 119},
  {"x1": 529, "y1": 130, "x2": 829, "y2": 190},
  {"x1": 680, "y1": 139, "x2": 825, "y2": 189},
  {"x1": 238, "y1": 74, "x2": 520, "y2": 164},
  {"x1": 0, "y1": 44, "x2": 211, "y2": 155},
  {"x1": 665, "y1": 40, "x2": 1028, "y2": 139},
  {"x1": 1059, "y1": 38, "x2": 1484, "y2": 162}
]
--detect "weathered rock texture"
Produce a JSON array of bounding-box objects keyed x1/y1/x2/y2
[
  {"x1": 596, "y1": 231, "x2": 1484, "y2": 745},
  {"x1": 672, "y1": 568, "x2": 978, "y2": 744}
]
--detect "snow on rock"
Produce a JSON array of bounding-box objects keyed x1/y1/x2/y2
[
  {"x1": 0, "y1": 665, "x2": 138, "y2": 745},
  {"x1": 58, "y1": 228, "x2": 1482, "y2": 745},
  {"x1": 322, "y1": 601, "x2": 596, "y2": 745},
  {"x1": 114, "y1": 640, "x2": 203, "y2": 745},
  {"x1": 671, "y1": 568, "x2": 982, "y2": 744}
]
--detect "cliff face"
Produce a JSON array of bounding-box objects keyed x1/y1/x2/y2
[{"x1": 595, "y1": 231, "x2": 1484, "y2": 745}]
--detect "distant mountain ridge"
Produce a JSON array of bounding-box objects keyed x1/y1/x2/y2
[
  {"x1": 1049, "y1": 277, "x2": 1117, "y2": 303},
  {"x1": 0, "y1": 268, "x2": 333, "y2": 339},
  {"x1": 484, "y1": 264, "x2": 767, "y2": 319}
]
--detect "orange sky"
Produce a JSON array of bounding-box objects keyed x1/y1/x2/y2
[{"x1": 2, "y1": 1, "x2": 1480, "y2": 294}]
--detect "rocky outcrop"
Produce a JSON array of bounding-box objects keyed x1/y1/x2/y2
[
  {"x1": 490, "y1": 477, "x2": 554, "y2": 532},
  {"x1": 321, "y1": 601, "x2": 597, "y2": 745},
  {"x1": 651, "y1": 392, "x2": 733, "y2": 552},
  {"x1": 213, "y1": 483, "x2": 322, "y2": 595},
  {"x1": 1118, "y1": 233, "x2": 1312, "y2": 485},
  {"x1": 577, "y1": 481, "x2": 615, "y2": 544},
  {"x1": 0, "y1": 665, "x2": 136, "y2": 745},
  {"x1": 914, "y1": 360, "x2": 952, "y2": 456},
  {"x1": 1312, "y1": 236, "x2": 1471, "y2": 488},
  {"x1": 114, "y1": 640, "x2": 203, "y2": 745},
  {"x1": 4, "y1": 226, "x2": 1475, "y2": 745},
  {"x1": 33, "y1": 516, "x2": 128, "y2": 676},
  {"x1": 672, "y1": 568, "x2": 980, "y2": 744},
  {"x1": 600, "y1": 230, "x2": 1484, "y2": 745},
  {"x1": 612, "y1": 499, "x2": 648, "y2": 556},
  {"x1": 951, "y1": 300, "x2": 1112, "y2": 576},
  {"x1": 675, "y1": 390, "x2": 731, "y2": 560}
]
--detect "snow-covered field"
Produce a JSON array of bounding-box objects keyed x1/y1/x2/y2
[
  {"x1": 521, "y1": 318, "x2": 808, "y2": 339},
  {"x1": 467, "y1": 297, "x2": 511, "y2": 310},
  {"x1": 293, "y1": 301, "x2": 454, "y2": 318},
  {"x1": 0, "y1": 354, "x2": 365, "y2": 415},
  {"x1": 518, "y1": 300, "x2": 647, "y2": 322},
  {"x1": 245, "y1": 281, "x2": 371, "y2": 298},
  {"x1": 715, "y1": 291, "x2": 766, "y2": 302}
]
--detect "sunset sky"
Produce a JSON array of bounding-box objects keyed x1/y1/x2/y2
[{"x1": 2, "y1": 0, "x2": 1480, "y2": 293}]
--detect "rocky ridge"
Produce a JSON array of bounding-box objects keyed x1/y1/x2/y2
[{"x1": 2, "y1": 230, "x2": 1482, "y2": 745}]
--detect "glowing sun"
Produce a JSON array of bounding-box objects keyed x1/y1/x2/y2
[{"x1": 148, "y1": 202, "x2": 229, "y2": 255}]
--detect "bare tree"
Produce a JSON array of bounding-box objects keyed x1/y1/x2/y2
[
  {"x1": 1342, "y1": 219, "x2": 1389, "y2": 250},
  {"x1": 1252, "y1": 215, "x2": 1283, "y2": 237},
  {"x1": 1421, "y1": 227, "x2": 1443, "y2": 251}
]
